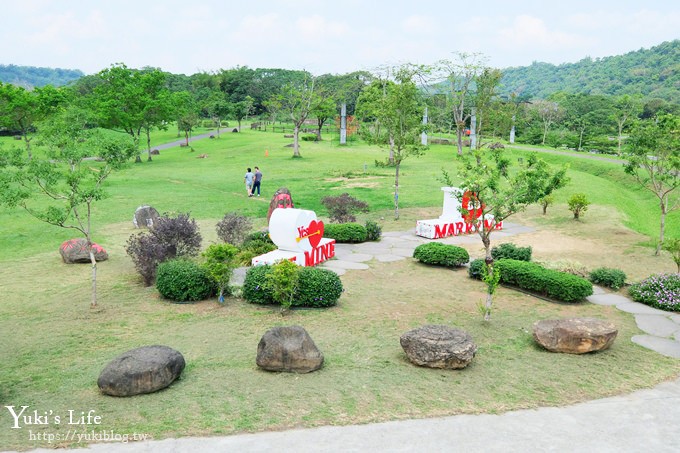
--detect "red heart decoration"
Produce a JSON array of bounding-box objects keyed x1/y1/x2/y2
[{"x1": 306, "y1": 220, "x2": 324, "y2": 249}]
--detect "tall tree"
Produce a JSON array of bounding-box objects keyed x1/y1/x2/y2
[
  {"x1": 275, "y1": 73, "x2": 319, "y2": 158},
  {"x1": 471, "y1": 67, "x2": 503, "y2": 150},
  {"x1": 624, "y1": 114, "x2": 680, "y2": 255},
  {"x1": 529, "y1": 100, "x2": 563, "y2": 145},
  {"x1": 0, "y1": 83, "x2": 69, "y2": 160},
  {"x1": 436, "y1": 53, "x2": 487, "y2": 155},
  {"x1": 232, "y1": 95, "x2": 254, "y2": 131},
  {"x1": 612, "y1": 94, "x2": 642, "y2": 154},
  {"x1": 0, "y1": 106, "x2": 136, "y2": 307},
  {"x1": 357, "y1": 65, "x2": 426, "y2": 220},
  {"x1": 455, "y1": 151, "x2": 569, "y2": 320}
]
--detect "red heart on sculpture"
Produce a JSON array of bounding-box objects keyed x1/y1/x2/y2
[{"x1": 306, "y1": 220, "x2": 324, "y2": 249}]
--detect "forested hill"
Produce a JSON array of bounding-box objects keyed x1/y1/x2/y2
[
  {"x1": 0, "y1": 64, "x2": 84, "y2": 88},
  {"x1": 499, "y1": 40, "x2": 680, "y2": 103}
]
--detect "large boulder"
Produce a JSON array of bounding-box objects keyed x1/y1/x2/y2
[
  {"x1": 400, "y1": 325, "x2": 477, "y2": 369},
  {"x1": 133, "y1": 205, "x2": 160, "y2": 228},
  {"x1": 266, "y1": 187, "x2": 295, "y2": 223},
  {"x1": 533, "y1": 318, "x2": 618, "y2": 354},
  {"x1": 59, "y1": 239, "x2": 108, "y2": 264},
  {"x1": 97, "y1": 345, "x2": 185, "y2": 396},
  {"x1": 256, "y1": 326, "x2": 323, "y2": 373}
]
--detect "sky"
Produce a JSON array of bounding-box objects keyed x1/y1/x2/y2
[{"x1": 3, "y1": 0, "x2": 679, "y2": 76}]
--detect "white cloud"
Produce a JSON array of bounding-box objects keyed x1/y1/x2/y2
[
  {"x1": 295, "y1": 15, "x2": 349, "y2": 39},
  {"x1": 401, "y1": 15, "x2": 438, "y2": 34}
]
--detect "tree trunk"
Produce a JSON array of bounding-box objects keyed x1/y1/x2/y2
[
  {"x1": 393, "y1": 161, "x2": 400, "y2": 220},
  {"x1": 617, "y1": 122, "x2": 624, "y2": 155},
  {"x1": 482, "y1": 233, "x2": 493, "y2": 321},
  {"x1": 657, "y1": 201, "x2": 667, "y2": 256},
  {"x1": 388, "y1": 135, "x2": 395, "y2": 164},
  {"x1": 24, "y1": 134, "x2": 32, "y2": 161},
  {"x1": 88, "y1": 243, "x2": 98, "y2": 308},
  {"x1": 578, "y1": 128, "x2": 584, "y2": 151},
  {"x1": 293, "y1": 125, "x2": 301, "y2": 157},
  {"x1": 146, "y1": 129, "x2": 153, "y2": 162}
]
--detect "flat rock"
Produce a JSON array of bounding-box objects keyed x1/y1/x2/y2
[
  {"x1": 632, "y1": 335, "x2": 680, "y2": 359},
  {"x1": 98, "y1": 345, "x2": 185, "y2": 396},
  {"x1": 59, "y1": 238, "x2": 108, "y2": 264},
  {"x1": 615, "y1": 302, "x2": 670, "y2": 316},
  {"x1": 375, "y1": 254, "x2": 405, "y2": 262},
  {"x1": 400, "y1": 325, "x2": 477, "y2": 369},
  {"x1": 339, "y1": 253, "x2": 373, "y2": 263},
  {"x1": 256, "y1": 326, "x2": 323, "y2": 373},
  {"x1": 533, "y1": 318, "x2": 618, "y2": 354},
  {"x1": 634, "y1": 314, "x2": 680, "y2": 338},
  {"x1": 587, "y1": 294, "x2": 630, "y2": 306},
  {"x1": 322, "y1": 260, "x2": 369, "y2": 270}
]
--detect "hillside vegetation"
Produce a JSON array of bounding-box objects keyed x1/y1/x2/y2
[
  {"x1": 500, "y1": 40, "x2": 680, "y2": 103},
  {"x1": 0, "y1": 64, "x2": 84, "y2": 88}
]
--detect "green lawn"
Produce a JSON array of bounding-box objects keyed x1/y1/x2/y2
[{"x1": 1, "y1": 129, "x2": 679, "y2": 450}]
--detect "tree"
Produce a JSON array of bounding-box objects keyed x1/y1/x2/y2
[
  {"x1": 312, "y1": 96, "x2": 337, "y2": 141},
  {"x1": 138, "y1": 69, "x2": 175, "y2": 161},
  {"x1": 568, "y1": 193, "x2": 590, "y2": 219},
  {"x1": 454, "y1": 151, "x2": 569, "y2": 320},
  {"x1": 174, "y1": 91, "x2": 200, "y2": 146},
  {"x1": 529, "y1": 100, "x2": 563, "y2": 145},
  {"x1": 0, "y1": 106, "x2": 136, "y2": 307},
  {"x1": 471, "y1": 67, "x2": 503, "y2": 150},
  {"x1": 0, "y1": 83, "x2": 66, "y2": 160},
  {"x1": 612, "y1": 95, "x2": 642, "y2": 154},
  {"x1": 275, "y1": 73, "x2": 319, "y2": 158},
  {"x1": 232, "y1": 96, "x2": 254, "y2": 131},
  {"x1": 624, "y1": 114, "x2": 680, "y2": 255},
  {"x1": 435, "y1": 53, "x2": 487, "y2": 155},
  {"x1": 357, "y1": 65, "x2": 426, "y2": 220}
]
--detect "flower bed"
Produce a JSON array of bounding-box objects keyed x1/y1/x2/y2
[{"x1": 629, "y1": 273, "x2": 680, "y2": 311}]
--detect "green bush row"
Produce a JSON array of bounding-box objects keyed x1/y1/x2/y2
[
  {"x1": 413, "y1": 242, "x2": 469, "y2": 268},
  {"x1": 469, "y1": 258, "x2": 593, "y2": 302},
  {"x1": 491, "y1": 243, "x2": 532, "y2": 262},
  {"x1": 324, "y1": 223, "x2": 367, "y2": 243},
  {"x1": 496, "y1": 259, "x2": 593, "y2": 302},
  {"x1": 242, "y1": 264, "x2": 343, "y2": 307}
]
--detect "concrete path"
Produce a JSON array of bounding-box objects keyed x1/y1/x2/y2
[{"x1": 59, "y1": 226, "x2": 679, "y2": 453}]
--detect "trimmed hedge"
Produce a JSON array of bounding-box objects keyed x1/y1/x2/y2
[
  {"x1": 413, "y1": 242, "x2": 469, "y2": 268},
  {"x1": 491, "y1": 243, "x2": 532, "y2": 262},
  {"x1": 156, "y1": 259, "x2": 216, "y2": 302},
  {"x1": 324, "y1": 223, "x2": 367, "y2": 243},
  {"x1": 469, "y1": 258, "x2": 593, "y2": 303},
  {"x1": 242, "y1": 264, "x2": 343, "y2": 307},
  {"x1": 589, "y1": 267, "x2": 627, "y2": 290}
]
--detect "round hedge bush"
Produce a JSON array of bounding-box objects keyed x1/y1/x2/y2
[
  {"x1": 156, "y1": 259, "x2": 215, "y2": 302},
  {"x1": 242, "y1": 264, "x2": 343, "y2": 307},
  {"x1": 589, "y1": 267, "x2": 627, "y2": 290},
  {"x1": 413, "y1": 242, "x2": 470, "y2": 268}
]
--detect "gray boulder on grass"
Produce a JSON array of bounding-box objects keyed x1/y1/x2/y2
[
  {"x1": 98, "y1": 345, "x2": 185, "y2": 396},
  {"x1": 400, "y1": 324, "x2": 477, "y2": 369},
  {"x1": 533, "y1": 318, "x2": 618, "y2": 354},
  {"x1": 133, "y1": 205, "x2": 160, "y2": 228},
  {"x1": 256, "y1": 326, "x2": 324, "y2": 373}
]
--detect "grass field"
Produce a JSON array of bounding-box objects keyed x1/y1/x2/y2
[{"x1": 1, "y1": 129, "x2": 679, "y2": 450}]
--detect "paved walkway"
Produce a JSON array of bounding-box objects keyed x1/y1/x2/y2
[{"x1": 25, "y1": 225, "x2": 680, "y2": 452}]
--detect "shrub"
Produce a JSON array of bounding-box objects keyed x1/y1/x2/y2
[
  {"x1": 301, "y1": 133, "x2": 317, "y2": 141},
  {"x1": 470, "y1": 259, "x2": 593, "y2": 303},
  {"x1": 539, "y1": 194, "x2": 554, "y2": 215},
  {"x1": 243, "y1": 230, "x2": 274, "y2": 246},
  {"x1": 236, "y1": 241, "x2": 277, "y2": 266},
  {"x1": 294, "y1": 267, "x2": 343, "y2": 307},
  {"x1": 662, "y1": 238, "x2": 680, "y2": 273},
  {"x1": 491, "y1": 243, "x2": 532, "y2": 262},
  {"x1": 242, "y1": 265, "x2": 274, "y2": 304},
  {"x1": 496, "y1": 259, "x2": 593, "y2": 302},
  {"x1": 242, "y1": 264, "x2": 343, "y2": 307},
  {"x1": 321, "y1": 193, "x2": 369, "y2": 223},
  {"x1": 629, "y1": 273, "x2": 680, "y2": 311},
  {"x1": 216, "y1": 212, "x2": 252, "y2": 246},
  {"x1": 468, "y1": 258, "x2": 486, "y2": 279},
  {"x1": 413, "y1": 242, "x2": 469, "y2": 268},
  {"x1": 365, "y1": 220, "x2": 382, "y2": 242},
  {"x1": 202, "y1": 243, "x2": 239, "y2": 302},
  {"x1": 156, "y1": 259, "x2": 215, "y2": 302},
  {"x1": 266, "y1": 259, "x2": 299, "y2": 310},
  {"x1": 568, "y1": 193, "x2": 590, "y2": 219},
  {"x1": 324, "y1": 223, "x2": 367, "y2": 243},
  {"x1": 589, "y1": 267, "x2": 627, "y2": 290},
  {"x1": 126, "y1": 212, "x2": 202, "y2": 285}
]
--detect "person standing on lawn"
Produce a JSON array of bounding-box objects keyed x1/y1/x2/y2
[
  {"x1": 252, "y1": 166, "x2": 263, "y2": 196},
  {"x1": 244, "y1": 167, "x2": 254, "y2": 197}
]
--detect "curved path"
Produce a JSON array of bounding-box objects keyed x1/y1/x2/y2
[{"x1": 26, "y1": 225, "x2": 680, "y2": 453}]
